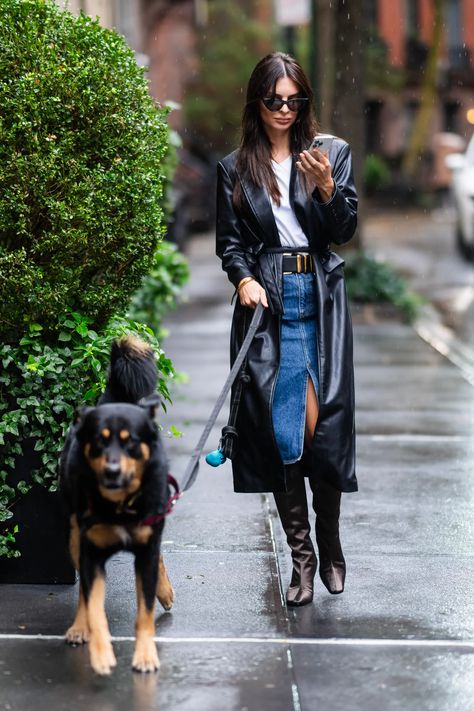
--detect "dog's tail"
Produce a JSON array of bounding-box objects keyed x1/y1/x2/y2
[{"x1": 99, "y1": 336, "x2": 158, "y2": 404}]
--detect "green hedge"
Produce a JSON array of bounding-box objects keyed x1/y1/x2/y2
[{"x1": 0, "y1": 0, "x2": 169, "y2": 340}]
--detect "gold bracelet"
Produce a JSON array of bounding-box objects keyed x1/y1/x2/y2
[{"x1": 236, "y1": 276, "x2": 254, "y2": 293}]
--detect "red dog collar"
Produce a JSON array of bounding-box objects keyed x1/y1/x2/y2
[{"x1": 139, "y1": 473, "x2": 181, "y2": 527}]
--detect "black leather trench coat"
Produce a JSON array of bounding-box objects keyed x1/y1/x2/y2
[{"x1": 215, "y1": 138, "x2": 358, "y2": 494}]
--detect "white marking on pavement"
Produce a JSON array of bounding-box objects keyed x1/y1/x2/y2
[
  {"x1": 359, "y1": 434, "x2": 474, "y2": 443},
  {"x1": 291, "y1": 682, "x2": 302, "y2": 711},
  {"x1": 0, "y1": 634, "x2": 473, "y2": 648}
]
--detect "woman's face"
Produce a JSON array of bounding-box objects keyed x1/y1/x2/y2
[{"x1": 259, "y1": 76, "x2": 301, "y2": 138}]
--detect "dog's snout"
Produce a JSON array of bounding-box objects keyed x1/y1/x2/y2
[{"x1": 104, "y1": 461, "x2": 121, "y2": 478}]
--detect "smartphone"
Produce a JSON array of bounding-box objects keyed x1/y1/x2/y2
[{"x1": 309, "y1": 134, "x2": 335, "y2": 154}]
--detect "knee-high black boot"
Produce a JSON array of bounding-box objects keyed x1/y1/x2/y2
[
  {"x1": 273, "y1": 464, "x2": 317, "y2": 606},
  {"x1": 309, "y1": 477, "x2": 346, "y2": 594}
]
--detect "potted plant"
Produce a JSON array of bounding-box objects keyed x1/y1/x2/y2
[{"x1": 0, "y1": 0, "x2": 174, "y2": 582}]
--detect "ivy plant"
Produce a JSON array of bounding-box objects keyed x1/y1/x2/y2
[
  {"x1": 128, "y1": 240, "x2": 190, "y2": 337},
  {"x1": 0, "y1": 313, "x2": 175, "y2": 558}
]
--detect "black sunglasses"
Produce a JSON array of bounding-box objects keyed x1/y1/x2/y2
[{"x1": 262, "y1": 96, "x2": 309, "y2": 112}]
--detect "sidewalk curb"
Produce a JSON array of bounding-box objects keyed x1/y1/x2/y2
[{"x1": 414, "y1": 304, "x2": 474, "y2": 387}]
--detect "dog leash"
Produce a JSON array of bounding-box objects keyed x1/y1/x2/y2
[
  {"x1": 149, "y1": 302, "x2": 263, "y2": 521},
  {"x1": 178, "y1": 301, "x2": 265, "y2": 494}
]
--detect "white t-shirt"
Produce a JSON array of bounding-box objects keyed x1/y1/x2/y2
[{"x1": 270, "y1": 156, "x2": 309, "y2": 249}]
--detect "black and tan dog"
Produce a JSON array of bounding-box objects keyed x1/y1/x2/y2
[{"x1": 60, "y1": 337, "x2": 175, "y2": 675}]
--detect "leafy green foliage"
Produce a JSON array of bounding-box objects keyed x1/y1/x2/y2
[
  {"x1": 344, "y1": 251, "x2": 424, "y2": 323},
  {"x1": 0, "y1": 314, "x2": 175, "y2": 555},
  {"x1": 128, "y1": 241, "x2": 189, "y2": 337},
  {"x1": 0, "y1": 525, "x2": 20, "y2": 559},
  {"x1": 0, "y1": 0, "x2": 169, "y2": 340},
  {"x1": 363, "y1": 154, "x2": 391, "y2": 194}
]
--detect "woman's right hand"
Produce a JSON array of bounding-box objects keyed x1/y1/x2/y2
[{"x1": 239, "y1": 279, "x2": 268, "y2": 309}]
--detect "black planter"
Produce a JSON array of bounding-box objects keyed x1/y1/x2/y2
[{"x1": 0, "y1": 439, "x2": 76, "y2": 584}]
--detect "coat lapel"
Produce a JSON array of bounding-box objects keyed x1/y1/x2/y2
[{"x1": 239, "y1": 172, "x2": 281, "y2": 247}]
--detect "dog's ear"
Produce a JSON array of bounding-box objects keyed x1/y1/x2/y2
[
  {"x1": 72, "y1": 406, "x2": 95, "y2": 435},
  {"x1": 138, "y1": 394, "x2": 162, "y2": 420}
]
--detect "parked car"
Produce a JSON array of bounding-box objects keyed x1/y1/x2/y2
[{"x1": 445, "y1": 133, "x2": 474, "y2": 261}]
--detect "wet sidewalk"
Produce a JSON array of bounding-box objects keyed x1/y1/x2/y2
[{"x1": 1, "y1": 232, "x2": 473, "y2": 711}]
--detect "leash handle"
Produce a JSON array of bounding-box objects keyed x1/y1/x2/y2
[{"x1": 180, "y1": 301, "x2": 265, "y2": 492}]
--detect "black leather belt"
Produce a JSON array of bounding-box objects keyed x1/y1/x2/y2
[{"x1": 282, "y1": 253, "x2": 315, "y2": 274}]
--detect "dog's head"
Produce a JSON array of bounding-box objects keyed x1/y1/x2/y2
[{"x1": 74, "y1": 401, "x2": 160, "y2": 501}]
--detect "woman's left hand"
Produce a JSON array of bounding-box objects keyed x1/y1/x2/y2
[{"x1": 296, "y1": 149, "x2": 335, "y2": 202}]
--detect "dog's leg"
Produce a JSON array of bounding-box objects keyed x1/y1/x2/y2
[
  {"x1": 65, "y1": 516, "x2": 90, "y2": 645},
  {"x1": 156, "y1": 554, "x2": 174, "y2": 611},
  {"x1": 81, "y1": 553, "x2": 116, "y2": 676},
  {"x1": 132, "y1": 551, "x2": 160, "y2": 673},
  {"x1": 65, "y1": 585, "x2": 90, "y2": 645}
]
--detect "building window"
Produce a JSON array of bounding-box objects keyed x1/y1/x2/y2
[
  {"x1": 447, "y1": 0, "x2": 470, "y2": 68},
  {"x1": 365, "y1": 100, "x2": 382, "y2": 153},
  {"x1": 444, "y1": 101, "x2": 460, "y2": 133},
  {"x1": 363, "y1": 0, "x2": 378, "y2": 30}
]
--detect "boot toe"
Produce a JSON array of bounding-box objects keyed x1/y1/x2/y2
[
  {"x1": 319, "y1": 562, "x2": 345, "y2": 595},
  {"x1": 286, "y1": 585, "x2": 314, "y2": 606}
]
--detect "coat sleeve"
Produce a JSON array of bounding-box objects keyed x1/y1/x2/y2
[
  {"x1": 312, "y1": 141, "x2": 358, "y2": 245},
  {"x1": 216, "y1": 161, "x2": 255, "y2": 288}
]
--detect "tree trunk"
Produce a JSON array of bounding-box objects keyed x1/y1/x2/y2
[
  {"x1": 314, "y1": 0, "x2": 366, "y2": 248},
  {"x1": 314, "y1": 0, "x2": 336, "y2": 131},
  {"x1": 401, "y1": 0, "x2": 444, "y2": 178}
]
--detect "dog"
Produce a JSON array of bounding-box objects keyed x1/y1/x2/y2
[{"x1": 60, "y1": 336, "x2": 175, "y2": 675}]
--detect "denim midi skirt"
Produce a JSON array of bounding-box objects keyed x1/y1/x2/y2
[{"x1": 272, "y1": 273, "x2": 320, "y2": 465}]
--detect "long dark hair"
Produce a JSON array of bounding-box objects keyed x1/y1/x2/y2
[{"x1": 234, "y1": 52, "x2": 319, "y2": 208}]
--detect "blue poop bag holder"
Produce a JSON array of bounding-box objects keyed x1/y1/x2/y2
[{"x1": 179, "y1": 302, "x2": 264, "y2": 492}]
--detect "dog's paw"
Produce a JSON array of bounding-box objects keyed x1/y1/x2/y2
[
  {"x1": 132, "y1": 639, "x2": 160, "y2": 673},
  {"x1": 89, "y1": 637, "x2": 117, "y2": 676},
  {"x1": 65, "y1": 624, "x2": 90, "y2": 645},
  {"x1": 157, "y1": 581, "x2": 175, "y2": 611}
]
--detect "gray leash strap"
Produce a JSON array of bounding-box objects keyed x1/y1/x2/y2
[{"x1": 180, "y1": 301, "x2": 265, "y2": 493}]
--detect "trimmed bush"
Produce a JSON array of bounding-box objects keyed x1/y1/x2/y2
[{"x1": 0, "y1": 0, "x2": 169, "y2": 340}]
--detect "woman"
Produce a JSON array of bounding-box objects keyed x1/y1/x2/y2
[{"x1": 215, "y1": 52, "x2": 358, "y2": 607}]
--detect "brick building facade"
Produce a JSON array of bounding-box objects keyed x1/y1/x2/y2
[{"x1": 367, "y1": 0, "x2": 474, "y2": 160}]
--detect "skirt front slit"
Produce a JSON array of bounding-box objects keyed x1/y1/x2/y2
[{"x1": 272, "y1": 273, "x2": 320, "y2": 465}]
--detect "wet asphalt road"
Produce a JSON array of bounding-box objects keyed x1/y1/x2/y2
[{"x1": 1, "y1": 227, "x2": 474, "y2": 711}]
